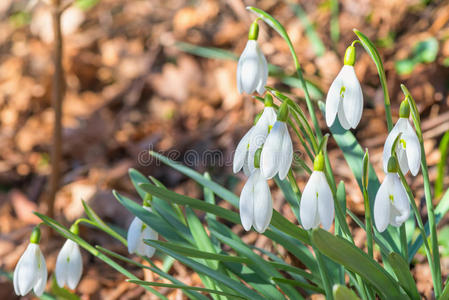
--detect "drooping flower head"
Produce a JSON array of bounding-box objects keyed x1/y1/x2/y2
[
  {"x1": 233, "y1": 94, "x2": 276, "y2": 176},
  {"x1": 325, "y1": 44, "x2": 363, "y2": 130},
  {"x1": 260, "y1": 101, "x2": 293, "y2": 180},
  {"x1": 236, "y1": 20, "x2": 268, "y2": 95},
  {"x1": 13, "y1": 226, "x2": 47, "y2": 297},
  {"x1": 382, "y1": 98, "x2": 421, "y2": 176},
  {"x1": 299, "y1": 152, "x2": 335, "y2": 230},
  {"x1": 127, "y1": 205, "x2": 158, "y2": 257},
  {"x1": 374, "y1": 157, "x2": 410, "y2": 232},
  {"x1": 55, "y1": 224, "x2": 83, "y2": 290},
  {"x1": 240, "y1": 148, "x2": 273, "y2": 233}
]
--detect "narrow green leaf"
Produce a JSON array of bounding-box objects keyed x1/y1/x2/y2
[
  {"x1": 333, "y1": 285, "x2": 360, "y2": 300},
  {"x1": 311, "y1": 228, "x2": 405, "y2": 299},
  {"x1": 144, "y1": 240, "x2": 250, "y2": 264},
  {"x1": 35, "y1": 213, "x2": 168, "y2": 300},
  {"x1": 387, "y1": 252, "x2": 420, "y2": 300},
  {"x1": 129, "y1": 168, "x2": 151, "y2": 200},
  {"x1": 272, "y1": 277, "x2": 322, "y2": 294},
  {"x1": 113, "y1": 190, "x2": 192, "y2": 244},
  {"x1": 354, "y1": 29, "x2": 392, "y2": 131},
  {"x1": 96, "y1": 246, "x2": 208, "y2": 300},
  {"x1": 143, "y1": 240, "x2": 262, "y2": 299},
  {"x1": 435, "y1": 131, "x2": 449, "y2": 198},
  {"x1": 319, "y1": 101, "x2": 399, "y2": 253},
  {"x1": 128, "y1": 280, "x2": 245, "y2": 299}
]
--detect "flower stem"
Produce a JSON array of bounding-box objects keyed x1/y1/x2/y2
[
  {"x1": 395, "y1": 163, "x2": 440, "y2": 297},
  {"x1": 421, "y1": 144, "x2": 442, "y2": 296},
  {"x1": 309, "y1": 231, "x2": 333, "y2": 300},
  {"x1": 362, "y1": 188, "x2": 374, "y2": 258},
  {"x1": 399, "y1": 224, "x2": 408, "y2": 261}
]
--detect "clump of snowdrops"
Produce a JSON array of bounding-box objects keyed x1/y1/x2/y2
[{"x1": 14, "y1": 7, "x2": 449, "y2": 300}]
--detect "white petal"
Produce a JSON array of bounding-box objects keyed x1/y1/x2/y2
[
  {"x1": 260, "y1": 121, "x2": 284, "y2": 179},
  {"x1": 247, "y1": 107, "x2": 276, "y2": 174},
  {"x1": 374, "y1": 178, "x2": 391, "y2": 232},
  {"x1": 233, "y1": 127, "x2": 253, "y2": 173},
  {"x1": 404, "y1": 133, "x2": 421, "y2": 176},
  {"x1": 397, "y1": 147, "x2": 409, "y2": 174},
  {"x1": 66, "y1": 243, "x2": 83, "y2": 289},
  {"x1": 33, "y1": 249, "x2": 47, "y2": 296},
  {"x1": 391, "y1": 175, "x2": 410, "y2": 226},
  {"x1": 16, "y1": 243, "x2": 39, "y2": 295},
  {"x1": 55, "y1": 240, "x2": 72, "y2": 288},
  {"x1": 300, "y1": 172, "x2": 320, "y2": 230},
  {"x1": 325, "y1": 69, "x2": 343, "y2": 127},
  {"x1": 337, "y1": 101, "x2": 351, "y2": 130},
  {"x1": 127, "y1": 217, "x2": 142, "y2": 254},
  {"x1": 141, "y1": 226, "x2": 158, "y2": 257},
  {"x1": 240, "y1": 172, "x2": 256, "y2": 231},
  {"x1": 237, "y1": 40, "x2": 262, "y2": 94},
  {"x1": 253, "y1": 171, "x2": 272, "y2": 233},
  {"x1": 340, "y1": 66, "x2": 363, "y2": 129},
  {"x1": 382, "y1": 121, "x2": 402, "y2": 173},
  {"x1": 278, "y1": 124, "x2": 293, "y2": 180},
  {"x1": 317, "y1": 172, "x2": 334, "y2": 230},
  {"x1": 242, "y1": 155, "x2": 251, "y2": 176},
  {"x1": 256, "y1": 47, "x2": 268, "y2": 94}
]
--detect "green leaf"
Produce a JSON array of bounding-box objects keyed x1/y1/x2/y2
[
  {"x1": 128, "y1": 280, "x2": 245, "y2": 299},
  {"x1": 144, "y1": 240, "x2": 250, "y2": 264},
  {"x1": 354, "y1": 29, "x2": 392, "y2": 130},
  {"x1": 35, "y1": 213, "x2": 168, "y2": 300},
  {"x1": 148, "y1": 151, "x2": 310, "y2": 245},
  {"x1": 129, "y1": 168, "x2": 151, "y2": 200},
  {"x1": 143, "y1": 240, "x2": 262, "y2": 299},
  {"x1": 409, "y1": 187, "x2": 449, "y2": 260},
  {"x1": 318, "y1": 101, "x2": 399, "y2": 253},
  {"x1": 113, "y1": 190, "x2": 192, "y2": 244},
  {"x1": 332, "y1": 285, "x2": 360, "y2": 300},
  {"x1": 96, "y1": 246, "x2": 208, "y2": 300},
  {"x1": 311, "y1": 228, "x2": 406, "y2": 299},
  {"x1": 435, "y1": 131, "x2": 449, "y2": 198},
  {"x1": 395, "y1": 59, "x2": 417, "y2": 75},
  {"x1": 272, "y1": 277, "x2": 321, "y2": 294},
  {"x1": 387, "y1": 252, "x2": 420, "y2": 300}
]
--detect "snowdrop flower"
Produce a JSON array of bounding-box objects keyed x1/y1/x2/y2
[
  {"x1": 127, "y1": 206, "x2": 158, "y2": 257},
  {"x1": 233, "y1": 126, "x2": 254, "y2": 176},
  {"x1": 374, "y1": 157, "x2": 410, "y2": 232},
  {"x1": 13, "y1": 227, "x2": 47, "y2": 297},
  {"x1": 236, "y1": 20, "x2": 268, "y2": 94},
  {"x1": 325, "y1": 45, "x2": 363, "y2": 130},
  {"x1": 300, "y1": 153, "x2": 334, "y2": 230},
  {"x1": 55, "y1": 224, "x2": 83, "y2": 289},
  {"x1": 260, "y1": 101, "x2": 293, "y2": 180},
  {"x1": 240, "y1": 148, "x2": 272, "y2": 233},
  {"x1": 382, "y1": 99, "x2": 421, "y2": 176},
  {"x1": 247, "y1": 94, "x2": 277, "y2": 174}
]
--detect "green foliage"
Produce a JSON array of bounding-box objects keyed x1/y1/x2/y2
[{"x1": 395, "y1": 37, "x2": 439, "y2": 75}]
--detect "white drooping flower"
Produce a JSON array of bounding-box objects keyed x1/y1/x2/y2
[
  {"x1": 374, "y1": 172, "x2": 410, "y2": 233},
  {"x1": 13, "y1": 228, "x2": 47, "y2": 297},
  {"x1": 325, "y1": 45, "x2": 363, "y2": 130},
  {"x1": 233, "y1": 126, "x2": 254, "y2": 176},
  {"x1": 240, "y1": 157, "x2": 272, "y2": 233},
  {"x1": 299, "y1": 153, "x2": 334, "y2": 230},
  {"x1": 55, "y1": 239, "x2": 83, "y2": 289},
  {"x1": 236, "y1": 21, "x2": 268, "y2": 95},
  {"x1": 382, "y1": 100, "x2": 420, "y2": 176},
  {"x1": 127, "y1": 206, "x2": 158, "y2": 257},
  {"x1": 247, "y1": 104, "x2": 277, "y2": 175},
  {"x1": 260, "y1": 102, "x2": 293, "y2": 180}
]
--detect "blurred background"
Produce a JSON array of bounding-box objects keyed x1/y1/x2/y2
[{"x1": 0, "y1": 0, "x2": 448, "y2": 299}]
